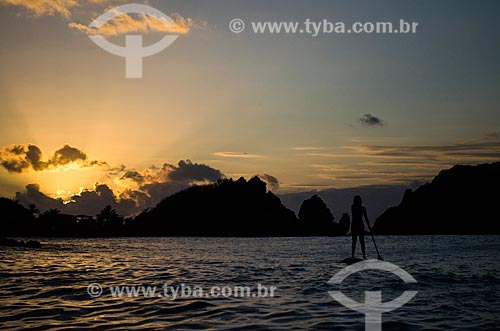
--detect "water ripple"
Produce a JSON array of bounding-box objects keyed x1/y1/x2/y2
[{"x1": 1, "y1": 236, "x2": 500, "y2": 330}]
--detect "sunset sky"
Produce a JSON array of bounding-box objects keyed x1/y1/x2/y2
[{"x1": 1, "y1": 0, "x2": 499, "y2": 215}]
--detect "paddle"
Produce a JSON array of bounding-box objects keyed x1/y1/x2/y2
[{"x1": 367, "y1": 222, "x2": 383, "y2": 260}]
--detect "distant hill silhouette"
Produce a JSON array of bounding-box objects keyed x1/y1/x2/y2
[
  {"x1": 373, "y1": 162, "x2": 500, "y2": 235},
  {"x1": 0, "y1": 177, "x2": 347, "y2": 237},
  {"x1": 130, "y1": 177, "x2": 298, "y2": 236},
  {"x1": 131, "y1": 178, "x2": 351, "y2": 236},
  {"x1": 3, "y1": 163, "x2": 499, "y2": 237}
]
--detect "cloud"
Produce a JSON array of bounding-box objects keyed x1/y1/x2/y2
[
  {"x1": 116, "y1": 160, "x2": 225, "y2": 207},
  {"x1": 257, "y1": 174, "x2": 280, "y2": 191},
  {"x1": 316, "y1": 171, "x2": 431, "y2": 183},
  {"x1": 290, "y1": 146, "x2": 323, "y2": 151},
  {"x1": 360, "y1": 160, "x2": 452, "y2": 168},
  {"x1": 68, "y1": 12, "x2": 192, "y2": 36},
  {"x1": 345, "y1": 142, "x2": 500, "y2": 160},
  {"x1": 1, "y1": 0, "x2": 196, "y2": 38},
  {"x1": 167, "y1": 160, "x2": 224, "y2": 182},
  {"x1": 119, "y1": 160, "x2": 224, "y2": 185},
  {"x1": 135, "y1": 181, "x2": 186, "y2": 206},
  {"x1": 0, "y1": 0, "x2": 78, "y2": 17},
  {"x1": 15, "y1": 183, "x2": 64, "y2": 210},
  {"x1": 14, "y1": 159, "x2": 225, "y2": 217},
  {"x1": 360, "y1": 114, "x2": 384, "y2": 126},
  {"x1": 484, "y1": 132, "x2": 499, "y2": 140},
  {"x1": 15, "y1": 183, "x2": 138, "y2": 216},
  {"x1": 1, "y1": 142, "x2": 225, "y2": 216},
  {"x1": 121, "y1": 170, "x2": 145, "y2": 184},
  {"x1": 297, "y1": 138, "x2": 500, "y2": 187},
  {"x1": 0, "y1": 0, "x2": 129, "y2": 17},
  {"x1": 0, "y1": 144, "x2": 106, "y2": 173},
  {"x1": 1, "y1": 145, "x2": 30, "y2": 173},
  {"x1": 213, "y1": 152, "x2": 263, "y2": 158},
  {"x1": 296, "y1": 153, "x2": 357, "y2": 158},
  {"x1": 26, "y1": 145, "x2": 47, "y2": 171},
  {"x1": 52, "y1": 144, "x2": 87, "y2": 165},
  {"x1": 309, "y1": 164, "x2": 432, "y2": 183},
  {"x1": 67, "y1": 183, "x2": 137, "y2": 216}
]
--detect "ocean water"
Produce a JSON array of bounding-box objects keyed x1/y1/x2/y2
[{"x1": 1, "y1": 236, "x2": 499, "y2": 330}]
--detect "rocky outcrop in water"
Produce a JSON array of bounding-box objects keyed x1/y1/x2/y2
[
  {"x1": 298, "y1": 194, "x2": 339, "y2": 235},
  {"x1": 0, "y1": 237, "x2": 41, "y2": 248},
  {"x1": 373, "y1": 162, "x2": 500, "y2": 235}
]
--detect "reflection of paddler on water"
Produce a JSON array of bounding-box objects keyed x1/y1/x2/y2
[{"x1": 351, "y1": 195, "x2": 369, "y2": 260}]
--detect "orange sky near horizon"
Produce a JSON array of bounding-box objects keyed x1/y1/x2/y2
[{"x1": 1, "y1": 0, "x2": 500, "y2": 207}]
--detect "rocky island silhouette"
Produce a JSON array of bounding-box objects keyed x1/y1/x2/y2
[{"x1": 1, "y1": 162, "x2": 499, "y2": 238}]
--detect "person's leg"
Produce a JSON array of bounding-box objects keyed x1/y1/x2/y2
[
  {"x1": 351, "y1": 235, "x2": 357, "y2": 258},
  {"x1": 360, "y1": 235, "x2": 366, "y2": 259}
]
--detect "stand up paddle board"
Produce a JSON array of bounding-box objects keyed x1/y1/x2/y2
[{"x1": 340, "y1": 257, "x2": 364, "y2": 265}]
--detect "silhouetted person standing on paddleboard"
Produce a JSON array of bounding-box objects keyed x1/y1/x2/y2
[{"x1": 351, "y1": 195, "x2": 370, "y2": 259}]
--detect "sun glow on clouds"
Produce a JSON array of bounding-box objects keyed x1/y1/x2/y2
[
  {"x1": 2, "y1": 144, "x2": 226, "y2": 216},
  {"x1": 0, "y1": 144, "x2": 105, "y2": 173},
  {"x1": 69, "y1": 12, "x2": 193, "y2": 36},
  {"x1": 56, "y1": 188, "x2": 79, "y2": 203},
  {"x1": 0, "y1": 0, "x2": 195, "y2": 37},
  {"x1": 0, "y1": 0, "x2": 131, "y2": 17},
  {"x1": 2, "y1": 136, "x2": 500, "y2": 214},
  {"x1": 0, "y1": 0, "x2": 78, "y2": 17}
]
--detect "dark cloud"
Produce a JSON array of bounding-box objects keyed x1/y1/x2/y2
[
  {"x1": 257, "y1": 174, "x2": 280, "y2": 191},
  {"x1": 0, "y1": 145, "x2": 30, "y2": 173},
  {"x1": 0, "y1": 144, "x2": 105, "y2": 173},
  {"x1": 66, "y1": 184, "x2": 137, "y2": 216},
  {"x1": 9, "y1": 145, "x2": 26, "y2": 155},
  {"x1": 52, "y1": 145, "x2": 87, "y2": 165},
  {"x1": 116, "y1": 160, "x2": 225, "y2": 210},
  {"x1": 26, "y1": 145, "x2": 47, "y2": 170},
  {"x1": 2, "y1": 143, "x2": 225, "y2": 216},
  {"x1": 15, "y1": 183, "x2": 64, "y2": 210},
  {"x1": 360, "y1": 114, "x2": 384, "y2": 126},
  {"x1": 15, "y1": 183, "x2": 139, "y2": 217},
  {"x1": 118, "y1": 160, "x2": 224, "y2": 187},
  {"x1": 121, "y1": 170, "x2": 145, "y2": 184},
  {"x1": 119, "y1": 189, "x2": 151, "y2": 208},
  {"x1": 14, "y1": 159, "x2": 225, "y2": 217},
  {"x1": 167, "y1": 160, "x2": 224, "y2": 182},
  {"x1": 138, "y1": 181, "x2": 187, "y2": 205},
  {"x1": 107, "y1": 164, "x2": 126, "y2": 176},
  {"x1": 1, "y1": 158, "x2": 29, "y2": 173}
]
